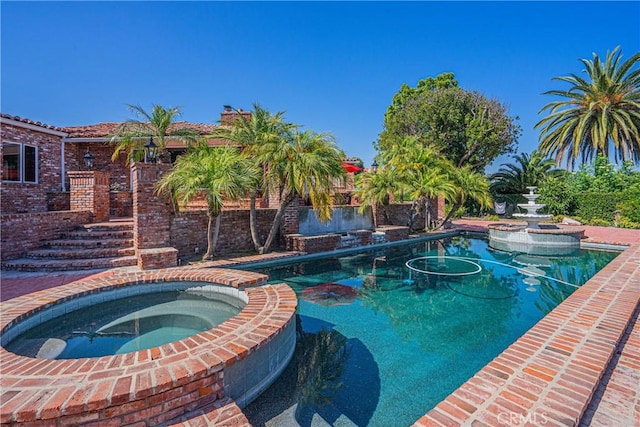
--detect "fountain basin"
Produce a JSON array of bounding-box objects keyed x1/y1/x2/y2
[{"x1": 488, "y1": 223, "x2": 585, "y2": 255}]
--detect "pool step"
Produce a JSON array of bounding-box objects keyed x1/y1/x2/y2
[{"x1": 1, "y1": 218, "x2": 137, "y2": 272}]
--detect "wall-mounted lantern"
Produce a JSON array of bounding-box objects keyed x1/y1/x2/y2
[
  {"x1": 144, "y1": 137, "x2": 158, "y2": 163},
  {"x1": 371, "y1": 160, "x2": 379, "y2": 173},
  {"x1": 83, "y1": 148, "x2": 94, "y2": 169}
]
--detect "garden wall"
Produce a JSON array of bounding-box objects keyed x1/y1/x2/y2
[
  {"x1": 0, "y1": 210, "x2": 93, "y2": 260},
  {"x1": 170, "y1": 209, "x2": 278, "y2": 260}
]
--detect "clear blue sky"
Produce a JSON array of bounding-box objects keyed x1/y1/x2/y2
[{"x1": 2, "y1": 1, "x2": 639, "y2": 172}]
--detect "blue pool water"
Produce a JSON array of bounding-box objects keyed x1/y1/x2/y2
[
  {"x1": 5, "y1": 284, "x2": 244, "y2": 359},
  {"x1": 242, "y1": 235, "x2": 618, "y2": 427}
]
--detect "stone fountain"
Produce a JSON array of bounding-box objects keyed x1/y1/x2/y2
[
  {"x1": 512, "y1": 186, "x2": 553, "y2": 229},
  {"x1": 488, "y1": 187, "x2": 585, "y2": 255}
]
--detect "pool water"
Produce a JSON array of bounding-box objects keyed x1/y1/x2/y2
[
  {"x1": 5, "y1": 287, "x2": 243, "y2": 359},
  {"x1": 243, "y1": 235, "x2": 618, "y2": 427}
]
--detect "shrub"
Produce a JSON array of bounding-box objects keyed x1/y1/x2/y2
[
  {"x1": 588, "y1": 217, "x2": 613, "y2": 227},
  {"x1": 617, "y1": 185, "x2": 640, "y2": 223},
  {"x1": 617, "y1": 217, "x2": 640, "y2": 229},
  {"x1": 538, "y1": 178, "x2": 578, "y2": 216},
  {"x1": 576, "y1": 192, "x2": 620, "y2": 223}
]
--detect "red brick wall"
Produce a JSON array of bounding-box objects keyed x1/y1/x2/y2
[
  {"x1": 1, "y1": 123, "x2": 65, "y2": 214},
  {"x1": 65, "y1": 143, "x2": 131, "y2": 193},
  {"x1": 369, "y1": 198, "x2": 443, "y2": 229},
  {"x1": 286, "y1": 234, "x2": 341, "y2": 253},
  {"x1": 170, "y1": 209, "x2": 277, "y2": 259},
  {"x1": 0, "y1": 210, "x2": 92, "y2": 260},
  {"x1": 132, "y1": 163, "x2": 173, "y2": 250},
  {"x1": 110, "y1": 191, "x2": 132, "y2": 217},
  {"x1": 69, "y1": 171, "x2": 110, "y2": 222},
  {"x1": 281, "y1": 196, "x2": 305, "y2": 235},
  {"x1": 46, "y1": 191, "x2": 70, "y2": 211}
]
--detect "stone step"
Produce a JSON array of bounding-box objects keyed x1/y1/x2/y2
[
  {"x1": 26, "y1": 247, "x2": 135, "y2": 259},
  {"x1": 45, "y1": 238, "x2": 134, "y2": 249},
  {"x1": 2, "y1": 256, "x2": 138, "y2": 272},
  {"x1": 82, "y1": 221, "x2": 134, "y2": 232},
  {"x1": 62, "y1": 230, "x2": 133, "y2": 240}
]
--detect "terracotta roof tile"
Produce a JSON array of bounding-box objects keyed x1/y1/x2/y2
[
  {"x1": 63, "y1": 121, "x2": 219, "y2": 138},
  {"x1": 0, "y1": 113, "x2": 67, "y2": 132}
]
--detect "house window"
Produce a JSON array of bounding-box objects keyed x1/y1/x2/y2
[{"x1": 2, "y1": 142, "x2": 38, "y2": 183}]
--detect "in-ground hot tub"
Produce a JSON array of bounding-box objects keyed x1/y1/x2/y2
[
  {"x1": 0, "y1": 268, "x2": 297, "y2": 425},
  {"x1": 4, "y1": 283, "x2": 247, "y2": 359}
]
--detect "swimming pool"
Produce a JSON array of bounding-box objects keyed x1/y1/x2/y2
[{"x1": 242, "y1": 235, "x2": 618, "y2": 426}]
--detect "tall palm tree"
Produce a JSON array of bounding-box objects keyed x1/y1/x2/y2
[
  {"x1": 536, "y1": 46, "x2": 640, "y2": 169},
  {"x1": 155, "y1": 145, "x2": 259, "y2": 260},
  {"x1": 259, "y1": 128, "x2": 345, "y2": 253},
  {"x1": 110, "y1": 104, "x2": 199, "y2": 163},
  {"x1": 212, "y1": 103, "x2": 294, "y2": 251},
  {"x1": 490, "y1": 150, "x2": 565, "y2": 195}
]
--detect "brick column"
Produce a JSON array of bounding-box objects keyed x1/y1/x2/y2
[
  {"x1": 281, "y1": 196, "x2": 304, "y2": 235},
  {"x1": 132, "y1": 163, "x2": 177, "y2": 269},
  {"x1": 68, "y1": 171, "x2": 110, "y2": 222}
]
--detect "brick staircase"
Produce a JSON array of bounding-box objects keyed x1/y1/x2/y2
[{"x1": 2, "y1": 218, "x2": 138, "y2": 272}]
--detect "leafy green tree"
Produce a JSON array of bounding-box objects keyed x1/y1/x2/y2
[
  {"x1": 155, "y1": 145, "x2": 259, "y2": 260},
  {"x1": 536, "y1": 46, "x2": 640, "y2": 169},
  {"x1": 110, "y1": 104, "x2": 200, "y2": 163},
  {"x1": 212, "y1": 103, "x2": 295, "y2": 252},
  {"x1": 258, "y1": 128, "x2": 346, "y2": 253},
  {"x1": 379, "y1": 73, "x2": 520, "y2": 171},
  {"x1": 490, "y1": 150, "x2": 565, "y2": 195}
]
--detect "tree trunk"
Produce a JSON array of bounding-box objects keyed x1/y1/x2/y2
[
  {"x1": 261, "y1": 192, "x2": 294, "y2": 254},
  {"x1": 425, "y1": 196, "x2": 432, "y2": 231},
  {"x1": 248, "y1": 195, "x2": 262, "y2": 252},
  {"x1": 407, "y1": 199, "x2": 419, "y2": 232},
  {"x1": 435, "y1": 200, "x2": 462, "y2": 231},
  {"x1": 203, "y1": 212, "x2": 221, "y2": 260}
]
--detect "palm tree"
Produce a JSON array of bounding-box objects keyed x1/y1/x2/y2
[
  {"x1": 212, "y1": 103, "x2": 294, "y2": 251},
  {"x1": 490, "y1": 150, "x2": 565, "y2": 195},
  {"x1": 259, "y1": 128, "x2": 345, "y2": 253},
  {"x1": 110, "y1": 104, "x2": 200, "y2": 163},
  {"x1": 354, "y1": 168, "x2": 400, "y2": 227},
  {"x1": 536, "y1": 46, "x2": 640, "y2": 169},
  {"x1": 155, "y1": 145, "x2": 259, "y2": 260},
  {"x1": 437, "y1": 167, "x2": 493, "y2": 229},
  {"x1": 381, "y1": 138, "x2": 456, "y2": 230}
]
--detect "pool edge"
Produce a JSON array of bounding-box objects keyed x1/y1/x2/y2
[{"x1": 414, "y1": 242, "x2": 640, "y2": 426}]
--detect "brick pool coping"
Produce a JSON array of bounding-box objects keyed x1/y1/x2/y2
[
  {"x1": 0, "y1": 268, "x2": 297, "y2": 426},
  {"x1": 415, "y1": 242, "x2": 640, "y2": 427}
]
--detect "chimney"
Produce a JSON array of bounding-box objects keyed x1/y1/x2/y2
[{"x1": 220, "y1": 105, "x2": 251, "y2": 124}]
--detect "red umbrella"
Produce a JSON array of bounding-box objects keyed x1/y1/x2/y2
[{"x1": 342, "y1": 162, "x2": 362, "y2": 173}]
